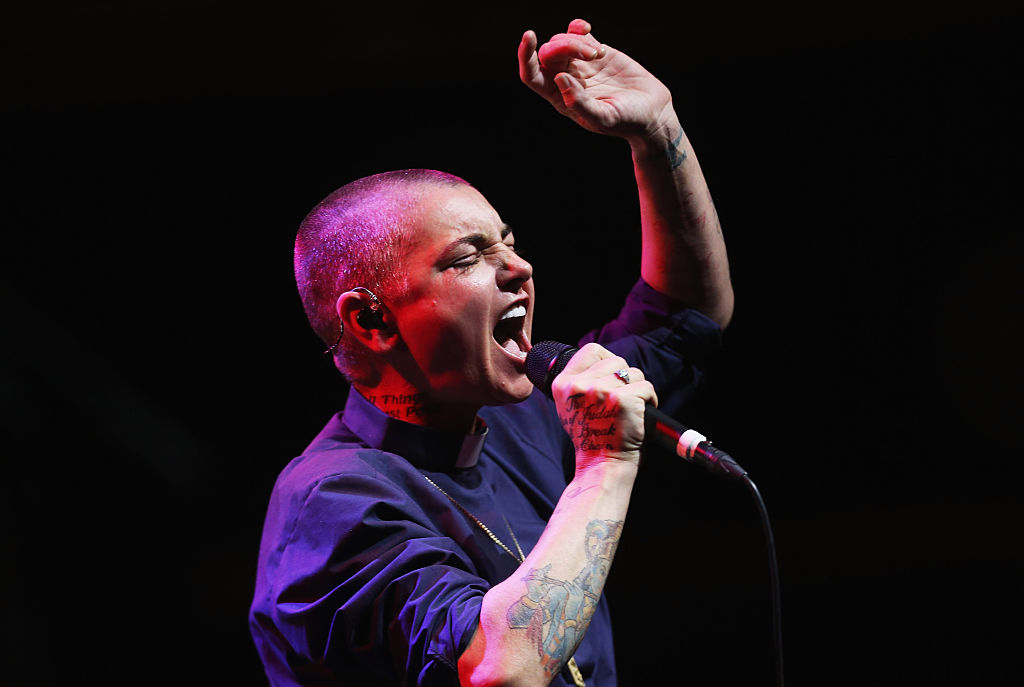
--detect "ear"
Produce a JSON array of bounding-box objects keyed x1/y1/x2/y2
[{"x1": 335, "y1": 290, "x2": 400, "y2": 353}]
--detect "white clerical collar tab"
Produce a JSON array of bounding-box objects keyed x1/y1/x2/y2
[{"x1": 455, "y1": 420, "x2": 488, "y2": 468}]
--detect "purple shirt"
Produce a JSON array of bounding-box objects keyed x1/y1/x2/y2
[{"x1": 249, "y1": 280, "x2": 721, "y2": 686}]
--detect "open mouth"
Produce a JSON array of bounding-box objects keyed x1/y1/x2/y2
[{"x1": 493, "y1": 303, "x2": 530, "y2": 360}]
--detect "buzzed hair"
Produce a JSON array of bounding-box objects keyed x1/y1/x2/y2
[{"x1": 294, "y1": 169, "x2": 471, "y2": 379}]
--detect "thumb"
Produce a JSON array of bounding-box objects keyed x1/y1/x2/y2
[
  {"x1": 554, "y1": 72, "x2": 585, "y2": 108},
  {"x1": 554, "y1": 72, "x2": 613, "y2": 129}
]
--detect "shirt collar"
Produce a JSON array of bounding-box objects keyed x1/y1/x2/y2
[{"x1": 341, "y1": 387, "x2": 487, "y2": 470}]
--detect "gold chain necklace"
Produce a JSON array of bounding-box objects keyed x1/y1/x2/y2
[{"x1": 421, "y1": 473, "x2": 586, "y2": 687}]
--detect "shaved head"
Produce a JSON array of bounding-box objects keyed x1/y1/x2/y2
[{"x1": 294, "y1": 169, "x2": 472, "y2": 379}]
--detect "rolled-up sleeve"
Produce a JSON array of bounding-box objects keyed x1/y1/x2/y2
[
  {"x1": 256, "y1": 467, "x2": 487, "y2": 685},
  {"x1": 580, "y1": 279, "x2": 723, "y2": 416}
]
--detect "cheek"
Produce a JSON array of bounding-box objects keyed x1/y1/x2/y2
[
  {"x1": 441, "y1": 275, "x2": 495, "y2": 331},
  {"x1": 409, "y1": 285, "x2": 493, "y2": 373}
]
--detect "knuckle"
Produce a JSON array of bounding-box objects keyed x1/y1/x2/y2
[{"x1": 578, "y1": 342, "x2": 609, "y2": 363}]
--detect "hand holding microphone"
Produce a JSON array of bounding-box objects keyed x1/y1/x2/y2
[
  {"x1": 540, "y1": 342, "x2": 657, "y2": 468},
  {"x1": 526, "y1": 340, "x2": 747, "y2": 480}
]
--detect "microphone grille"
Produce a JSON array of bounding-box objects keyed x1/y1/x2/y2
[{"x1": 525, "y1": 340, "x2": 577, "y2": 394}]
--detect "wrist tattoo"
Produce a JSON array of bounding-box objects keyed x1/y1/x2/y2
[
  {"x1": 565, "y1": 484, "x2": 599, "y2": 499},
  {"x1": 506, "y1": 519, "x2": 624, "y2": 676},
  {"x1": 667, "y1": 127, "x2": 687, "y2": 169}
]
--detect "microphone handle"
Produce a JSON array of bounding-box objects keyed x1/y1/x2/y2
[{"x1": 644, "y1": 405, "x2": 747, "y2": 480}]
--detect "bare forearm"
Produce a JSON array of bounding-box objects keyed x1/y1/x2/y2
[
  {"x1": 458, "y1": 460, "x2": 637, "y2": 686},
  {"x1": 517, "y1": 18, "x2": 733, "y2": 326},
  {"x1": 630, "y1": 111, "x2": 734, "y2": 329}
]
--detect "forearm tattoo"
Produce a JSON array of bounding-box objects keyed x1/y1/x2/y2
[
  {"x1": 667, "y1": 127, "x2": 687, "y2": 169},
  {"x1": 506, "y1": 519, "x2": 625, "y2": 676}
]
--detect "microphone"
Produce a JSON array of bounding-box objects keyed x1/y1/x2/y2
[{"x1": 525, "y1": 340, "x2": 747, "y2": 480}]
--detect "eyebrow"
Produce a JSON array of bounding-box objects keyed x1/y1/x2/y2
[{"x1": 441, "y1": 224, "x2": 514, "y2": 253}]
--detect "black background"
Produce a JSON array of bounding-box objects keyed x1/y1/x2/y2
[{"x1": 3, "y1": 2, "x2": 1022, "y2": 685}]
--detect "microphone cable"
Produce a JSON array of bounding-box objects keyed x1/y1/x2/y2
[{"x1": 741, "y1": 472, "x2": 785, "y2": 687}]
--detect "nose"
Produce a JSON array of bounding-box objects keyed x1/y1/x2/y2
[{"x1": 499, "y1": 245, "x2": 533, "y2": 290}]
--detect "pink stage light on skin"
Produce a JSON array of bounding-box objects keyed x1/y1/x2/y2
[{"x1": 294, "y1": 169, "x2": 473, "y2": 360}]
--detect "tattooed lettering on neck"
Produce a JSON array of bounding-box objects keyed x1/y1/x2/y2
[
  {"x1": 506, "y1": 519, "x2": 625, "y2": 677},
  {"x1": 365, "y1": 392, "x2": 431, "y2": 421}
]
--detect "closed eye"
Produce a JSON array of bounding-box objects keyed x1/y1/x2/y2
[
  {"x1": 442, "y1": 226, "x2": 520, "y2": 270},
  {"x1": 448, "y1": 252, "x2": 482, "y2": 269},
  {"x1": 503, "y1": 229, "x2": 523, "y2": 257}
]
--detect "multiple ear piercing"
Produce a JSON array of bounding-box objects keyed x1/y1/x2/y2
[{"x1": 323, "y1": 286, "x2": 384, "y2": 355}]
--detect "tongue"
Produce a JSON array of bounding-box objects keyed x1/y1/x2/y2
[{"x1": 502, "y1": 337, "x2": 526, "y2": 358}]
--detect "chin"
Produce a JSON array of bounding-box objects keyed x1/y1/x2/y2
[
  {"x1": 485, "y1": 374, "x2": 535, "y2": 407},
  {"x1": 507, "y1": 379, "x2": 536, "y2": 403}
]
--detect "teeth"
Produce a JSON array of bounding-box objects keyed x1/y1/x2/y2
[{"x1": 501, "y1": 304, "x2": 527, "y2": 320}]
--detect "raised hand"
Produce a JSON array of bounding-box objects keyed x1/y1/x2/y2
[{"x1": 518, "y1": 18, "x2": 676, "y2": 142}]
